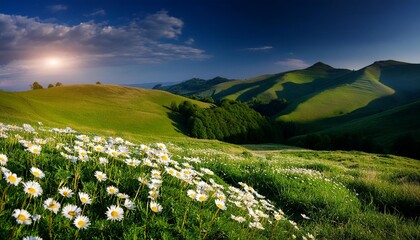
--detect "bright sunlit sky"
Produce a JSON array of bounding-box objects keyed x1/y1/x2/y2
[{"x1": 1, "y1": 0, "x2": 420, "y2": 91}]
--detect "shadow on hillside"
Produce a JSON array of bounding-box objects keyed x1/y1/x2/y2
[{"x1": 164, "y1": 105, "x2": 190, "y2": 135}]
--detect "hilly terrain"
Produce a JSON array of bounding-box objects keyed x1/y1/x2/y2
[
  {"x1": 156, "y1": 60, "x2": 420, "y2": 123},
  {"x1": 0, "y1": 84, "x2": 210, "y2": 139}
]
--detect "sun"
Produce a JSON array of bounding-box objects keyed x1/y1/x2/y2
[{"x1": 45, "y1": 57, "x2": 62, "y2": 68}]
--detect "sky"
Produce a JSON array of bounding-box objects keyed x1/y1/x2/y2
[{"x1": 1, "y1": 0, "x2": 420, "y2": 91}]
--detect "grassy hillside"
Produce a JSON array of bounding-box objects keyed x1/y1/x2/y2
[
  {"x1": 0, "y1": 121, "x2": 418, "y2": 239},
  {"x1": 157, "y1": 60, "x2": 420, "y2": 126},
  {"x1": 0, "y1": 84, "x2": 210, "y2": 139}
]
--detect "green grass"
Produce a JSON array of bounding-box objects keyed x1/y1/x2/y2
[{"x1": 0, "y1": 84, "x2": 210, "y2": 140}]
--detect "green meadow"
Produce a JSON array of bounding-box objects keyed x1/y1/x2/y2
[{"x1": 0, "y1": 85, "x2": 419, "y2": 239}]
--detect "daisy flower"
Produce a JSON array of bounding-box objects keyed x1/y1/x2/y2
[
  {"x1": 187, "y1": 189, "x2": 197, "y2": 199},
  {"x1": 23, "y1": 181, "x2": 43, "y2": 197},
  {"x1": 62, "y1": 204, "x2": 81, "y2": 220},
  {"x1": 0, "y1": 153, "x2": 8, "y2": 166},
  {"x1": 4, "y1": 171, "x2": 22, "y2": 186},
  {"x1": 93, "y1": 145, "x2": 104, "y2": 152},
  {"x1": 43, "y1": 198, "x2": 61, "y2": 214},
  {"x1": 124, "y1": 199, "x2": 136, "y2": 210},
  {"x1": 58, "y1": 187, "x2": 73, "y2": 198},
  {"x1": 106, "y1": 186, "x2": 119, "y2": 195},
  {"x1": 12, "y1": 209, "x2": 32, "y2": 225},
  {"x1": 151, "y1": 170, "x2": 161, "y2": 179},
  {"x1": 215, "y1": 199, "x2": 227, "y2": 210},
  {"x1": 78, "y1": 192, "x2": 92, "y2": 204},
  {"x1": 148, "y1": 190, "x2": 159, "y2": 200},
  {"x1": 27, "y1": 145, "x2": 42, "y2": 155},
  {"x1": 73, "y1": 215, "x2": 90, "y2": 229},
  {"x1": 125, "y1": 158, "x2": 140, "y2": 167},
  {"x1": 301, "y1": 213, "x2": 310, "y2": 220},
  {"x1": 30, "y1": 167, "x2": 45, "y2": 179},
  {"x1": 23, "y1": 236, "x2": 42, "y2": 240},
  {"x1": 99, "y1": 157, "x2": 109, "y2": 165},
  {"x1": 94, "y1": 171, "x2": 107, "y2": 182},
  {"x1": 106, "y1": 205, "x2": 124, "y2": 221},
  {"x1": 149, "y1": 201, "x2": 162, "y2": 213},
  {"x1": 195, "y1": 193, "x2": 208, "y2": 202}
]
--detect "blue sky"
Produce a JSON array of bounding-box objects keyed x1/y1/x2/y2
[{"x1": 1, "y1": 0, "x2": 420, "y2": 91}]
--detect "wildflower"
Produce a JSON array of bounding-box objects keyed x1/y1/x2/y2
[
  {"x1": 93, "y1": 145, "x2": 104, "y2": 152},
  {"x1": 274, "y1": 213, "x2": 283, "y2": 221},
  {"x1": 140, "y1": 144, "x2": 150, "y2": 152},
  {"x1": 249, "y1": 221, "x2": 265, "y2": 230},
  {"x1": 58, "y1": 187, "x2": 73, "y2": 198},
  {"x1": 73, "y1": 215, "x2": 90, "y2": 229},
  {"x1": 12, "y1": 209, "x2": 32, "y2": 225},
  {"x1": 201, "y1": 168, "x2": 214, "y2": 175},
  {"x1": 4, "y1": 171, "x2": 22, "y2": 186},
  {"x1": 125, "y1": 158, "x2": 140, "y2": 167},
  {"x1": 27, "y1": 145, "x2": 42, "y2": 155},
  {"x1": 117, "y1": 193, "x2": 130, "y2": 199},
  {"x1": 30, "y1": 167, "x2": 45, "y2": 179},
  {"x1": 0, "y1": 153, "x2": 8, "y2": 166},
  {"x1": 150, "y1": 201, "x2": 162, "y2": 213},
  {"x1": 301, "y1": 213, "x2": 310, "y2": 220},
  {"x1": 43, "y1": 198, "x2": 61, "y2": 214},
  {"x1": 195, "y1": 193, "x2": 208, "y2": 202},
  {"x1": 23, "y1": 236, "x2": 43, "y2": 240},
  {"x1": 215, "y1": 199, "x2": 227, "y2": 210},
  {"x1": 148, "y1": 190, "x2": 159, "y2": 200},
  {"x1": 187, "y1": 189, "x2": 197, "y2": 199},
  {"x1": 23, "y1": 181, "x2": 43, "y2": 197},
  {"x1": 78, "y1": 192, "x2": 92, "y2": 204},
  {"x1": 106, "y1": 205, "x2": 124, "y2": 221},
  {"x1": 151, "y1": 170, "x2": 161, "y2": 179},
  {"x1": 32, "y1": 214, "x2": 41, "y2": 222},
  {"x1": 124, "y1": 199, "x2": 136, "y2": 210},
  {"x1": 62, "y1": 204, "x2": 81, "y2": 220},
  {"x1": 156, "y1": 143, "x2": 166, "y2": 150},
  {"x1": 94, "y1": 171, "x2": 107, "y2": 182},
  {"x1": 231, "y1": 214, "x2": 246, "y2": 223},
  {"x1": 106, "y1": 186, "x2": 119, "y2": 195},
  {"x1": 99, "y1": 157, "x2": 108, "y2": 165}
]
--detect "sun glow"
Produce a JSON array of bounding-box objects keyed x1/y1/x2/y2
[{"x1": 45, "y1": 57, "x2": 62, "y2": 68}]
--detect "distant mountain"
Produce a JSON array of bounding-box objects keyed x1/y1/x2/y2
[
  {"x1": 154, "y1": 76, "x2": 234, "y2": 96},
  {"x1": 159, "y1": 60, "x2": 420, "y2": 124},
  {"x1": 124, "y1": 81, "x2": 178, "y2": 89}
]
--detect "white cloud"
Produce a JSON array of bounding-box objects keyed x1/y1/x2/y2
[
  {"x1": 185, "y1": 38, "x2": 194, "y2": 45},
  {"x1": 0, "y1": 11, "x2": 208, "y2": 67},
  {"x1": 47, "y1": 5, "x2": 68, "y2": 12},
  {"x1": 276, "y1": 58, "x2": 309, "y2": 69},
  {"x1": 86, "y1": 9, "x2": 106, "y2": 17},
  {"x1": 245, "y1": 46, "x2": 273, "y2": 51}
]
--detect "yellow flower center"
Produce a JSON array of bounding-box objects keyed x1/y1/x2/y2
[
  {"x1": 151, "y1": 206, "x2": 158, "y2": 212},
  {"x1": 217, "y1": 204, "x2": 223, "y2": 209},
  {"x1": 33, "y1": 172, "x2": 40, "y2": 177},
  {"x1": 161, "y1": 155, "x2": 168, "y2": 161},
  {"x1": 28, "y1": 187, "x2": 36, "y2": 194},
  {"x1": 18, "y1": 214, "x2": 27, "y2": 221},
  {"x1": 199, "y1": 196, "x2": 206, "y2": 201},
  {"x1": 49, "y1": 203, "x2": 56, "y2": 209},
  {"x1": 109, "y1": 189, "x2": 115, "y2": 193},
  {"x1": 8, "y1": 175, "x2": 16, "y2": 182},
  {"x1": 111, "y1": 211, "x2": 118, "y2": 217},
  {"x1": 69, "y1": 211, "x2": 76, "y2": 216},
  {"x1": 81, "y1": 197, "x2": 87, "y2": 203},
  {"x1": 63, "y1": 191, "x2": 69, "y2": 196},
  {"x1": 77, "y1": 220, "x2": 85, "y2": 227}
]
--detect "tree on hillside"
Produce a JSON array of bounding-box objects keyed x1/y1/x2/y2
[
  {"x1": 48, "y1": 84, "x2": 54, "y2": 88},
  {"x1": 55, "y1": 82, "x2": 63, "y2": 87},
  {"x1": 96, "y1": 81, "x2": 101, "y2": 84},
  {"x1": 30, "y1": 82, "x2": 43, "y2": 90}
]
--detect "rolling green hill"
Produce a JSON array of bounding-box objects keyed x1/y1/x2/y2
[
  {"x1": 0, "y1": 84, "x2": 210, "y2": 139},
  {"x1": 157, "y1": 60, "x2": 420, "y2": 124}
]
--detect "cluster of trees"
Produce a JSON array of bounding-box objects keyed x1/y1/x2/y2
[
  {"x1": 30, "y1": 82, "x2": 63, "y2": 90},
  {"x1": 172, "y1": 100, "x2": 283, "y2": 143},
  {"x1": 248, "y1": 98, "x2": 288, "y2": 117}
]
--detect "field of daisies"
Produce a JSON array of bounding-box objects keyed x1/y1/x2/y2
[{"x1": 0, "y1": 122, "x2": 313, "y2": 240}]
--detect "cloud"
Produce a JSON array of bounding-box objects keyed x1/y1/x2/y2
[
  {"x1": 86, "y1": 9, "x2": 106, "y2": 17},
  {"x1": 0, "y1": 11, "x2": 208, "y2": 67},
  {"x1": 47, "y1": 5, "x2": 68, "y2": 12},
  {"x1": 275, "y1": 58, "x2": 309, "y2": 69},
  {"x1": 185, "y1": 38, "x2": 194, "y2": 45},
  {"x1": 245, "y1": 46, "x2": 273, "y2": 51}
]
